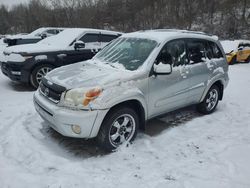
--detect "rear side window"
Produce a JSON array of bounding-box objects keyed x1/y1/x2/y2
[
  {"x1": 101, "y1": 34, "x2": 118, "y2": 42},
  {"x1": 79, "y1": 34, "x2": 100, "y2": 43},
  {"x1": 186, "y1": 39, "x2": 207, "y2": 64}
]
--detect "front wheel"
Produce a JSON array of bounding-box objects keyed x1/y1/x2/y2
[
  {"x1": 197, "y1": 85, "x2": 220, "y2": 114},
  {"x1": 30, "y1": 64, "x2": 54, "y2": 88},
  {"x1": 97, "y1": 107, "x2": 139, "y2": 152}
]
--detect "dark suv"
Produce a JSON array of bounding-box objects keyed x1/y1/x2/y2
[{"x1": 1, "y1": 28, "x2": 122, "y2": 88}]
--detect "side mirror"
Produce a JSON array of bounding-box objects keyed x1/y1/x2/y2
[
  {"x1": 41, "y1": 33, "x2": 47, "y2": 39},
  {"x1": 74, "y1": 41, "x2": 85, "y2": 50},
  {"x1": 154, "y1": 63, "x2": 172, "y2": 75}
]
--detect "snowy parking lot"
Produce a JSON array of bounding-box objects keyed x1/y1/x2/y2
[{"x1": 0, "y1": 46, "x2": 250, "y2": 187}]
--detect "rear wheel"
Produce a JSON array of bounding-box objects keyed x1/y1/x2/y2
[
  {"x1": 30, "y1": 64, "x2": 54, "y2": 88},
  {"x1": 97, "y1": 107, "x2": 139, "y2": 152},
  {"x1": 197, "y1": 85, "x2": 220, "y2": 114}
]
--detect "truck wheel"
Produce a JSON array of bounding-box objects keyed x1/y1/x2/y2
[
  {"x1": 197, "y1": 85, "x2": 220, "y2": 114},
  {"x1": 30, "y1": 64, "x2": 54, "y2": 89},
  {"x1": 97, "y1": 107, "x2": 139, "y2": 152}
]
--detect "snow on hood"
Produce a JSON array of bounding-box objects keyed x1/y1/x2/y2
[
  {"x1": 4, "y1": 43, "x2": 63, "y2": 54},
  {"x1": 45, "y1": 60, "x2": 135, "y2": 89},
  {"x1": 5, "y1": 34, "x2": 40, "y2": 40}
]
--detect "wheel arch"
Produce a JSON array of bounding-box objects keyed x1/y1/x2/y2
[
  {"x1": 29, "y1": 61, "x2": 56, "y2": 88},
  {"x1": 106, "y1": 99, "x2": 146, "y2": 131},
  {"x1": 200, "y1": 79, "x2": 224, "y2": 102},
  {"x1": 90, "y1": 98, "x2": 147, "y2": 138}
]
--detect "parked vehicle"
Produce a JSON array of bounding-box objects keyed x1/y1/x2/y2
[
  {"x1": 1, "y1": 28, "x2": 122, "y2": 88},
  {"x1": 3, "y1": 27, "x2": 64, "y2": 46},
  {"x1": 221, "y1": 40, "x2": 250, "y2": 64},
  {"x1": 33, "y1": 29, "x2": 229, "y2": 151}
]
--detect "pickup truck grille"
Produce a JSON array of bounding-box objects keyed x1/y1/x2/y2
[{"x1": 39, "y1": 78, "x2": 66, "y2": 103}]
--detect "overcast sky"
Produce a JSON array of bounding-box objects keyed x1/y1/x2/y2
[{"x1": 0, "y1": 0, "x2": 30, "y2": 7}]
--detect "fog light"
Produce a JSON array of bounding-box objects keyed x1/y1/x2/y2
[
  {"x1": 71, "y1": 125, "x2": 81, "y2": 134},
  {"x1": 11, "y1": 71, "x2": 21, "y2": 75}
]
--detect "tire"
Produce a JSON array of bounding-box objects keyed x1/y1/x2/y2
[
  {"x1": 30, "y1": 64, "x2": 54, "y2": 89},
  {"x1": 197, "y1": 85, "x2": 220, "y2": 114},
  {"x1": 97, "y1": 106, "x2": 139, "y2": 152},
  {"x1": 229, "y1": 56, "x2": 236, "y2": 65}
]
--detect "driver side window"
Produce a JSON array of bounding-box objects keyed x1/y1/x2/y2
[{"x1": 156, "y1": 40, "x2": 187, "y2": 67}]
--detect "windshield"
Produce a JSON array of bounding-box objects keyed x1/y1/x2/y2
[
  {"x1": 29, "y1": 28, "x2": 46, "y2": 36},
  {"x1": 38, "y1": 29, "x2": 83, "y2": 48},
  {"x1": 94, "y1": 37, "x2": 158, "y2": 71}
]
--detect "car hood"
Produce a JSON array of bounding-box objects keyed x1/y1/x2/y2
[
  {"x1": 45, "y1": 60, "x2": 136, "y2": 89},
  {"x1": 4, "y1": 43, "x2": 63, "y2": 54},
  {"x1": 5, "y1": 34, "x2": 40, "y2": 40}
]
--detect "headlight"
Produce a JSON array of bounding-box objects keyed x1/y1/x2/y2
[
  {"x1": 64, "y1": 87, "x2": 102, "y2": 107},
  {"x1": 23, "y1": 55, "x2": 33, "y2": 60}
]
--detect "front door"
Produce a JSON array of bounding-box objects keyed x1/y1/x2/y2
[
  {"x1": 63, "y1": 33, "x2": 101, "y2": 65},
  {"x1": 148, "y1": 39, "x2": 191, "y2": 118}
]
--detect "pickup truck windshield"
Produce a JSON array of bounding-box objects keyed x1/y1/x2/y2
[{"x1": 95, "y1": 37, "x2": 158, "y2": 71}]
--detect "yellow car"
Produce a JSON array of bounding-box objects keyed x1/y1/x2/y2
[{"x1": 221, "y1": 40, "x2": 250, "y2": 64}]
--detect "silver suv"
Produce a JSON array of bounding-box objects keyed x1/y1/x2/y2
[{"x1": 33, "y1": 30, "x2": 229, "y2": 151}]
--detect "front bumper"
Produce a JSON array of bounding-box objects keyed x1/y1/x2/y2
[
  {"x1": 33, "y1": 90, "x2": 109, "y2": 138},
  {"x1": 1, "y1": 61, "x2": 30, "y2": 83}
]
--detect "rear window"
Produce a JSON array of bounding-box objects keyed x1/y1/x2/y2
[{"x1": 186, "y1": 39, "x2": 207, "y2": 63}]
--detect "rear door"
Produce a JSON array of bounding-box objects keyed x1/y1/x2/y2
[
  {"x1": 238, "y1": 42, "x2": 250, "y2": 62},
  {"x1": 185, "y1": 39, "x2": 215, "y2": 104}
]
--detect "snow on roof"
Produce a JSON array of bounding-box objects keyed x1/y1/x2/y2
[
  {"x1": 122, "y1": 29, "x2": 218, "y2": 43},
  {"x1": 29, "y1": 27, "x2": 63, "y2": 35},
  {"x1": 39, "y1": 28, "x2": 122, "y2": 48}
]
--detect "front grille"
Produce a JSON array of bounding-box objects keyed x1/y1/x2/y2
[{"x1": 39, "y1": 77, "x2": 66, "y2": 103}]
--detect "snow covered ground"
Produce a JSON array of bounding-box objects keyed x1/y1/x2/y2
[{"x1": 1, "y1": 43, "x2": 250, "y2": 188}]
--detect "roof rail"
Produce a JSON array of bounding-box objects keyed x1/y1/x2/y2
[
  {"x1": 153, "y1": 29, "x2": 208, "y2": 35},
  {"x1": 140, "y1": 29, "x2": 219, "y2": 40}
]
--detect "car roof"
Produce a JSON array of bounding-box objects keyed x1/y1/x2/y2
[
  {"x1": 122, "y1": 29, "x2": 218, "y2": 43},
  {"x1": 61, "y1": 28, "x2": 122, "y2": 35}
]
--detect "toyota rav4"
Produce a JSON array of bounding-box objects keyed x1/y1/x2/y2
[{"x1": 33, "y1": 30, "x2": 229, "y2": 151}]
